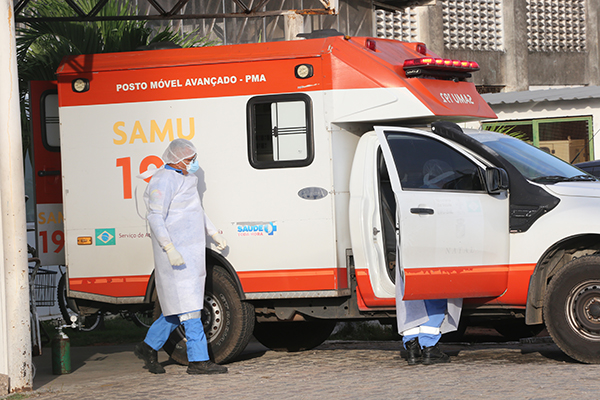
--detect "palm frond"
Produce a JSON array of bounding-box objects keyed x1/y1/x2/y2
[
  {"x1": 17, "y1": 0, "x2": 216, "y2": 162},
  {"x1": 482, "y1": 123, "x2": 530, "y2": 142},
  {"x1": 17, "y1": 0, "x2": 215, "y2": 82}
]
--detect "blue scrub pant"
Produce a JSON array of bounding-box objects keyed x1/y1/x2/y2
[
  {"x1": 402, "y1": 299, "x2": 448, "y2": 348},
  {"x1": 144, "y1": 313, "x2": 209, "y2": 362}
]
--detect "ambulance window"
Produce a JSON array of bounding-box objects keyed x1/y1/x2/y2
[
  {"x1": 247, "y1": 94, "x2": 313, "y2": 168},
  {"x1": 385, "y1": 132, "x2": 484, "y2": 191},
  {"x1": 41, "y1": 91, "x2": 60, "y2": 151}
]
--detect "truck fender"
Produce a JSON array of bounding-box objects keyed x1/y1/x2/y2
[
  {"x1": 525, "y1": 234, "x2": 600, "y2": 325},
  {"x1": 206, "y1": 249, "x2": 246, "y2": 300}
]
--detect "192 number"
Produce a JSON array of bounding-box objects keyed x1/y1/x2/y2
[
  {"x1": 116, "y1": 156, "x2": 163, "y2": 199},
  {"x1": 39, "y1": 230, "x2": 64, "y2": 254}
]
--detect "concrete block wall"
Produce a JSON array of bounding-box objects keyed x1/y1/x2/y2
[{"x1": 376, "y1": 0, "x2": 600, "y2": 92}]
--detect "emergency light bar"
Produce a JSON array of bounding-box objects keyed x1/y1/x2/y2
[
  {"x1": 402, "y1": 57, "x2": 480, "y2": 81},
  {"x1": 403, "y1": 58, "x2": 480, "y2": 71}
]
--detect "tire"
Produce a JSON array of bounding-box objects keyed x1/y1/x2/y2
[
  {"x1": 492, "y1": 319, "x2": 544, "y2": 341},
  {"x1": 253, "y1": 319, "x2": 337, "y2": 352},
  {"x1": 544, "y1": 255, "x2": 600, "y2": 363},
  {"x1": 57, "y1": 274, "x2": 104, "y2": 331},
  {"x1": 162, "y1": 265, "x2": 255, "y2": 365}
]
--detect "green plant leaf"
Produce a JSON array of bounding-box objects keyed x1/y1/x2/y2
[
  {"x1": 17, "y1": 0, "x2": 216, "y2": 161},
  {"x1": 482, "y1": 123, "x2": 530, "y2": 142}
]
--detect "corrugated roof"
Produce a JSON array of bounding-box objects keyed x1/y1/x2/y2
[{"x1": 482, "y1": 86, "x2": 600, "y2": 105}]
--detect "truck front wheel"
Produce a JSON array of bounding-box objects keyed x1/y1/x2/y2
[
  {"x1": 544, "y1": 255, "x2": 600, "y2": 363},
  {"x1": 162, "y1": 265, "x2": 255, "y2": 364}
]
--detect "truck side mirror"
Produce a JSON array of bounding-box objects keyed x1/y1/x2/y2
[{"x1": 485, "y1": 167, "x2": 509, "y2": 194}]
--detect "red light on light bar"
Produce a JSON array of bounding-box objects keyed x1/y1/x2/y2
[
  {"x1": 403, "y1": 57, "x2": 481, "y2": 72},
  {"x1": 403, "y1": 58, "x2": 427, "y2": 67},
  {"x1": 366, "y1": 39, "x2": 377, "y2": 51}
]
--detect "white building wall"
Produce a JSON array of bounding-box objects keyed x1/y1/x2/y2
[{"x1": 463, "y1": 98, "x2": 600, "y2": 160}]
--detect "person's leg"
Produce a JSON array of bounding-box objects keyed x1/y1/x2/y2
[
  {"x1": 402, "y1": 327, "x2": 419, "y2": 348},
  {"x1": 418, "y1": 299, "x2": 451, "y2": 365},
  {"x1": 181, "y1": 317, "x2": 209, "y2": 362},
  {"x1": 144, "y1": 314, "x2": 180, "y2": 350},
  {"x1": 418, "y1": 299, "x2": 448, "y2": 347},
  {"x1": 135, "y1": 314, "x2": 180, "y2": 374},
  {"x1": 401, "y1": 327, "x2": 421, "y2": 365},
  {"x1": 180, "y1": 311, "x2": 227, "y2": 374}
]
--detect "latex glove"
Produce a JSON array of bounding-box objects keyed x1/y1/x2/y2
[
  {"x1": 212, "y1": 233, "x2": 227, "y2": 251},
  {"x1": 163, "y1": 243, "x2": 185, "y2": 266}
]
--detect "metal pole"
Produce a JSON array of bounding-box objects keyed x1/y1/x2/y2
[
  {"x1": 0, "y1": 0, "x2": 33, "y2": 393},
  {"x1": 0, "y1": 192, "x2": 7, "y2": 394},
  {"x1": 284, "y1": 12, "x2": 304, "y2": 41}
]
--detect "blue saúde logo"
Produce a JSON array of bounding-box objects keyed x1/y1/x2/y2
[{"x1": 237, "y1": 222, "x2": 277, "y2": 236}]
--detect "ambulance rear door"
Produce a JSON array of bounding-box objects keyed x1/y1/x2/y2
[{"x1": 30, "y1": 80, "x2": 65, "y2": 266}]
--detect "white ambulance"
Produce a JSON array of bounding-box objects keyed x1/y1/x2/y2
[{"x1": 33, "y1": 33, "x2": 600, "y2": 364}]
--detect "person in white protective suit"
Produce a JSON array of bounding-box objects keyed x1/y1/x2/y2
[
  {"x1": 134, "y1": 138, "x2": 228, "y2": 375},
  {"x1": 396, "y1": 262, "x2": 462, "y2": 365},
  {"x1": 392, "y1": 157, "x2": 462, "y2": 365}
]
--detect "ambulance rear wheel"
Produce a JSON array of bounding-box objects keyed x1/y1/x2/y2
[
  {"x1": 253, "y1": 320, "x2": 337, "y2": 352},
  {"x1": 162, "y1": 265, "x2": 255, "y2": 364},
  {"x1": 544, "y1": 255, "x2": 600, "y2": 363}
]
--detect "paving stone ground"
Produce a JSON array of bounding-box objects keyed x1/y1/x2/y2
[{"x1": 7, "y1": 338, "x2": 599, "y2": 400}]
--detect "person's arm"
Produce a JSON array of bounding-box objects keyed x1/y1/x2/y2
[
  {"x1": 146, "y1": 174, "x2": 184, "y2": 265},
  {"x1": 205, "y1": 212, "x2": 227, "y2": 250}
]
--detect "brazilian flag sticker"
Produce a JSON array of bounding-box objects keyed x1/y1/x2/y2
[{"x1": 95, "y1": 228, "x2": 116, "y2": 246}]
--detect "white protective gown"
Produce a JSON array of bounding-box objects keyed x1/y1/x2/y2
[
  {"x1": 144, "y1": 168, "x2": 217, "y2": 317},
  {"x1": 395, "y1": 245, "x2": 463, "y2": 335}
]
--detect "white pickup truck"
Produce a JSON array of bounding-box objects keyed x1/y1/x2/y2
[{"x1": 371, "y1": 121, "x2": 600, "y2": 364}]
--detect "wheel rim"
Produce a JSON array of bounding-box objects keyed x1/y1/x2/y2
[
  {"x1": 566, "y1": 280, "x2": 600, "y2": 340},
  {"x1": 202, "y1": 293, "x2": 224, "y2": 343}
]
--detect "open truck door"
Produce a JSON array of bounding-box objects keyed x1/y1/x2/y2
[
  {"x1": 30, "y1": 81, "x2": 65, "y2": 266},
  {"x1": 375, "y1": 126, "x2": 510, "y2": 300}
]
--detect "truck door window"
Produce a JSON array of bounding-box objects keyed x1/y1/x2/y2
[
  {"x1": 247, "y1": 94, "x2": 313, "y2": 169},
  {"x1": 386, "y1": 132, "x2": 484, "y2": 191},
  {"x1": 41, "y1": 91, "x2": 60, "y2": 151},
  {"x1": 378, "y1": 151, "x2": 397, "y2": 283}
]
